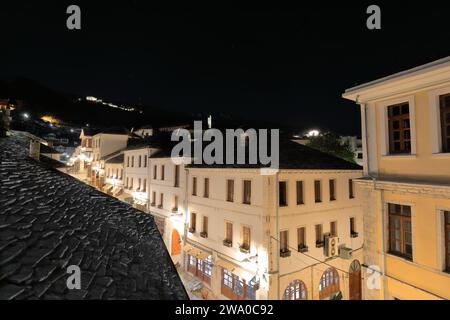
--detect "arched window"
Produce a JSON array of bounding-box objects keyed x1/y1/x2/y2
[
  {"x1": 283, "y1": 280, "x2": 307, "y2": 300},
  {"x1": 319, "y1": 267, "x2": 340, "y2": 300}
]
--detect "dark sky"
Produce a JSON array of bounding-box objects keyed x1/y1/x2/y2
[{"x1": 1, "y1": 1, "x2": 450, "y2": 134}]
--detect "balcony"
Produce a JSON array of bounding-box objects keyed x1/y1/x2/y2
[
  {"x1": 350, "y1": 232, "x2": 359, "y2": 238},
  {"x1": 316, "y1": 240, "x2": 325, "y2": 248},
  {"x1": 223, "y1": 239, "x2": 232, "y2": 247},
  {"x1": 298, "y1": 244, "x2": 309, "y2": 253},
  {"x1": 239, "y1": 245, "x2": 250, "y2": 254},
  {"x1": 157, "y1": 204, "x2": 163, "y2": 209},
  {"x1": 172, "y1": 207, "x2": 178, "y2": 213},
  {"x1": 188, "y1": 227, "x2": 195, "y2": 234},
  {"x1": 150, "y1": 202, "x2": 156, "y2": 207},
  {"x1": 200, "y1": 231, "x2": 208, "y2": 238},
  {"x1": 280, "y1": 249, "x2": 291, "y2": 258}
]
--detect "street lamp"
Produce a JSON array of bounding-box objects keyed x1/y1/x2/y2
[{"x1": 22, "y1": 113, "x2": 30, "y2": 120}]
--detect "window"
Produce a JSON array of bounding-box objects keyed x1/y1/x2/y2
[
  {"x1": 283, "y1": 280, "x2": 307, "y2": 300},
  {"x1": 243, "y1": 180, "x2": 251, "y2": 204},
  {"x1": 297, "y1": 227, "x2": 306, "y2": 251},
  {"x1": 161, "y1": 165, "x2": 165, "y2": 180},
  {"x1": 388, "y1": 204, "x2": 413, "y2": 260},
  {"x1": 315, "y1": 224, "x2": 324, "y2": 247},
  {"x1": 296, "y1": 181, "x2": 304, "y2": 205},
  {"x1": 189, "y1": 213, "x2": 196, "y2": 232},
  {"x1": 159, "y1": 193, "x2": 164, "y2": 208},
  {"x1": 127, "y1": 156, "x2": 130, "y2": 167},
  {"x1": 126, "y1": 177, "x2": 129, "y2": 188},
  {"x1": 172, "y1": 196, "x2": 178, "y2": 212},
  {"x1": 138, "y1": 155, "x2": 142, "y2": 168},
  {"x1": 142, "y1": 179, "x2": 146, "y2": 192},
  {"x1": 131, "y1": 156, "x2": 134, "y2": 167},
  {"x1": 174, "y1": 165, "x2": 180, "y2": 187},
  {"x1": 192, "y1": 177, "x2": 197, "y2": 196},
  {"x1": 227, "y1": 179, "x2": 234, "y2": 202},
  {"x1": 280, "y1": 230, "x2": 289, "y2": 255},
  {"x1": 349, "y1": 179, "x2": 354, "y2": 199},
  {"x1": 444, "y1": 211, "x2": 450, "y2": 272},
  {"x1": 223, "y1": 269, "x2": 233, "y2": 289},
  {"x1": 314, "y1": 180, "x2": 322, "y2": 203},
  {"x1": 350, "y1": 217, "x2": 358, "y2": 237},
  {"x1": 319, "y1": 268, "x2": 340, "y2": 300},
  {"x1": 279, "y1": 181, "x2": 287, "y2": 207},
  {"x1": 130, "y1": 178, "x2": 133, "y2": 190},
  {"x1": 225, "y1": 222, "x2": 233, "y2": 245},
  {"x1": 204, "y1": 178, "x2": 209, "y2": 198},
  {"x1": 329, "y1": 179, "x2": 336, "y2": 201},
  {"x1": 330, "y1": 221, "x2": 337, "y2": 237},
  {"x1": 137, "y1": 178, "x2": 141, "y2": 191},
  {"x1": 151, "y1": 191, "x2": 156, "y2": 205},
  {"x1": 153, "y1": 165, "x2": 157, "y2": 179},
  {"x1": 388, "y1": 102, "x2": 411, "y2": 154},
  {"x1": 440, "y1": 94, "x2": 450, "y2": 152},
  {"x1": 202, "y1": 216, "x2": 208, "y2": 237},
  {"x1": 221, "y1": 268, "x2": 256, "y2": 300},
  {"x1": 144, "y1": 155, "x2": 147, "y2": 168},
  {"x1": 241, "y1": 226, "x2": 251, "y2": 252}
]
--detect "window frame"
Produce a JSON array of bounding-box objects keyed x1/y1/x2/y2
[
  {"x1": 314, "y1": 180, "x2": 322, "y2": 203},
  {"x1": 243, "y1": 180, "x2": 252, "y2": 205},
  {"x1": 279, "y1": 181, "x2": 288, "y2": 207},
  {"x1": 387, "y1": 203, "x2": 413, "y2": 261},
  {"x1": 204, "y1": 178, "x2": 210, "y2": 198},
  {"x1": 329, "y1": 179, "x2": 336, "y2": 201},
  {"x1": 296, "y1": 180, "x2": 304, "y2": 205},
  {"x1": 226, "y1": 179, "x2": 234, "y2": 202},
  {"x1": 379, "y1": 96, "x2": 417, "y2": 157},
  {"x1": 429, "y1": 86, "x2": 450, "y2": 155}
]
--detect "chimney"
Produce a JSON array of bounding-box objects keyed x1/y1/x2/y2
[{"x1": 29, "y1": 140, "x2": 41, "y2": 161}]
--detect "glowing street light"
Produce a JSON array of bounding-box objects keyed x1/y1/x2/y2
[
  {"x1": 22, "y1": 113, "x2": 30, "y2": 119},
  {"x1": 306, "y1": 129, "x2": 320, "y2": 137}
]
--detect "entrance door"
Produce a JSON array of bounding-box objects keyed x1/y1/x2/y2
[
  {"x1": 171, "y1": 230, "x2": 181, "y2": 255},
  {"x1": 349, "y1": 260, "x2": 362, "y2": 300}
]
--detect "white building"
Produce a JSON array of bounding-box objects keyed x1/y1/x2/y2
[
  {"x1": 147, "y1": 150, "x2": 187, "y2": 267},
  {"x1": 90, "y1": 128, "x2": 129, "y2": 188},
  {"x1": 182, "y1": 140, "x2": 364, "y2": 300}
]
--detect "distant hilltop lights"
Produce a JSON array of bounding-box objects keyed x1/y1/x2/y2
[{"x1": 83, "y1": 96, "x2": 138, "y2": 113}]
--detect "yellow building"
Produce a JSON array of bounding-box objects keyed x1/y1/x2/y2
[{"x1": 343, "y1": 57, "x2": 450, "y2": 300}]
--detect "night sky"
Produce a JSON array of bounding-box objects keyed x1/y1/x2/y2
[{"x1": 1, "y1": 1, "x2": 450, "y2": 134}]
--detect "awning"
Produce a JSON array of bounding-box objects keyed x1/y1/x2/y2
[
  {"x1": 215, "y1": 259, "x2": 236, "y2": 271},
  {"x1": 102, "y1": 184, "x2": 113, "y2": 191},
  {"x1": 183, "y1": 244, "x2": 211, "y2": 261}
]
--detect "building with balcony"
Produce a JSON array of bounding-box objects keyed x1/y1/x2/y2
[{"x1": 343, "y1": 56, "x2": 450, "y2": 300}]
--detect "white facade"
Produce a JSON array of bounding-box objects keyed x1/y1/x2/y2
[
  {"x1": 147, "y1": 157, "x2": 187, "y2": 266},
  {"x1": 122, "y1": 148, "x2": 152, "y2": 209},
  {"x1": 183, "y1": 168, "x2": 364, "y2": 300}
]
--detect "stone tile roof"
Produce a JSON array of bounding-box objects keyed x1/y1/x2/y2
[
  {"x1": 0, "y1": 133, "x2": 187, "y2": 300},
  {"x1": 187, "y1": 138, "x2": 363, "y2": 170}
]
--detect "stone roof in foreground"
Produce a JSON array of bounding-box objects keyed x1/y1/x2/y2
[{"x1": 0, "y1": 132, "x2": 187, "y2": 300}]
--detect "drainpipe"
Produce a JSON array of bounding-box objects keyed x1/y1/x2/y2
[
  {"x1": 357, "y1": 96, "x2": 387, "y2": 300},
  {"x1": 275, "y1": 171, "x2": 280, "y2": 300}
]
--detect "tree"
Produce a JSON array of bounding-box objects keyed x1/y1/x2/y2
[{"x1": 306, "y1": 132, "x2": 355, "y2": 163}]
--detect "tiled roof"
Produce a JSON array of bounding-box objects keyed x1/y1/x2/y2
[
  {"x1": 0, "y1": 133, "x2": 187, "y2": 300},
  {"x1": 105, "y1": 153, "x2": 124, "y2": 164},
  {"x1": 187, "y1": 138, "x2": 362, "y2": 170},
  {"x1": 82, "y1": 127, "x2": 130, "y2": 137}
]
